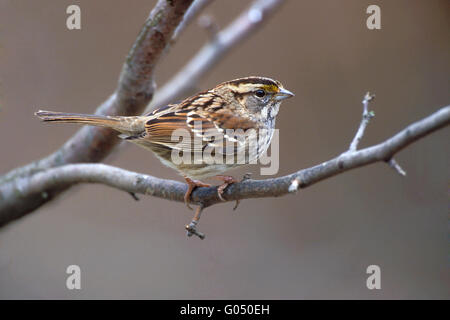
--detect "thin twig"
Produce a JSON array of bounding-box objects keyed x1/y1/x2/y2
[
  {"x1": 346, "y1": 92, "x2": 407, "y2": 176},
  {"x1": 171, "y1": 0, "x2": 215, "y2": 44},
  {"x1": 185, "y1": 205, "x2": 206, "y2": 239},
  {"x1": 348, "y1": 92, "x2": 375, "y2": 152},
  {"x1": 128, "y1": 192, "x2": 140, "y2": 201},
  {"x1": 387, "y1": 158, "x2": 407, "y2": 176}
]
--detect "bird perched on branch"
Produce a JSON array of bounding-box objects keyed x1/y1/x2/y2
[{"x1": 36, "y1": 76, "x2": 294, "y2": 209}]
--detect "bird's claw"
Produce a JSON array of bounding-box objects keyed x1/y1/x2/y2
[{"x1": 184, "y1": 177, "x2": 211, "y2": 210}]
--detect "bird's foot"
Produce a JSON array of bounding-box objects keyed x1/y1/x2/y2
[
  {"x1": 214, "y1": 175, "x2": 238, "y2": 202},
  {"x1": 184, "y1": 177, "x2": 211, "y2": 210}
]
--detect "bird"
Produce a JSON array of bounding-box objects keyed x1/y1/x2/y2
[{"x1": 35, "y1": 76, "x2": 294, "y2": 209}]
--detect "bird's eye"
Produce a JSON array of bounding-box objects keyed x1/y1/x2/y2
[{"x1": 255, "y1": 89, "x2": 266, "y2": 98}]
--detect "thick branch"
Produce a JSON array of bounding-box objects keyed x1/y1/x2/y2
[{"x1": 1, "y1": 105, "x2": 448, "y2": 225}]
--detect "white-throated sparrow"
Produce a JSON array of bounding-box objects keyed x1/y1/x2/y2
[{"x1": 36, "y1": 76, "x2": 294, "y2": 208}]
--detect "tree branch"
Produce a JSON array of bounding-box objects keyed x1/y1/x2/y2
[{"x1": 1, "y1": 104, "x2": 448, "y2": 229}]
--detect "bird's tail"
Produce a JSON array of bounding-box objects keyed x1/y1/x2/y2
[{"x1": 35, "y1": 110, "x2": 145, "y2": 135}]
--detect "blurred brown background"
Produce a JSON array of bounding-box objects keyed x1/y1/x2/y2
[{"x1": 0, "y1": 0, "x2": 449, "y2": 299}]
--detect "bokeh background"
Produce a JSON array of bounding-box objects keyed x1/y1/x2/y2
[{"x1": 0, "y1": 0, "x2": 449, "y2": 299}]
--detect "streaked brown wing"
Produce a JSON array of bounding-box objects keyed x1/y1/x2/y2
[
  {"x1": 144, "y1": 108, "x2": 211, "y2": 152},
  {"x1": 142, "y1": 95, "x2": 258, "y2": 156}
]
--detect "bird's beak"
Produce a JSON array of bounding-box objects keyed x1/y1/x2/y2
[{"x1": 274, "y1": 88, "x2": 295, "y2": 101}]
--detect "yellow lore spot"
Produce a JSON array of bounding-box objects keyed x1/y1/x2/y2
[{"x1": 261, "y1": 84, "x2": 280, "y2": 93}]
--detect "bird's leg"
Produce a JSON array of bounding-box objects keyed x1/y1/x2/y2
[
  {"x1": 184, "y1": 177, "x2": 211, "y2": 210},
  {"x1": 185, "y1": 205, "x2": 206, "y2": 239}
]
